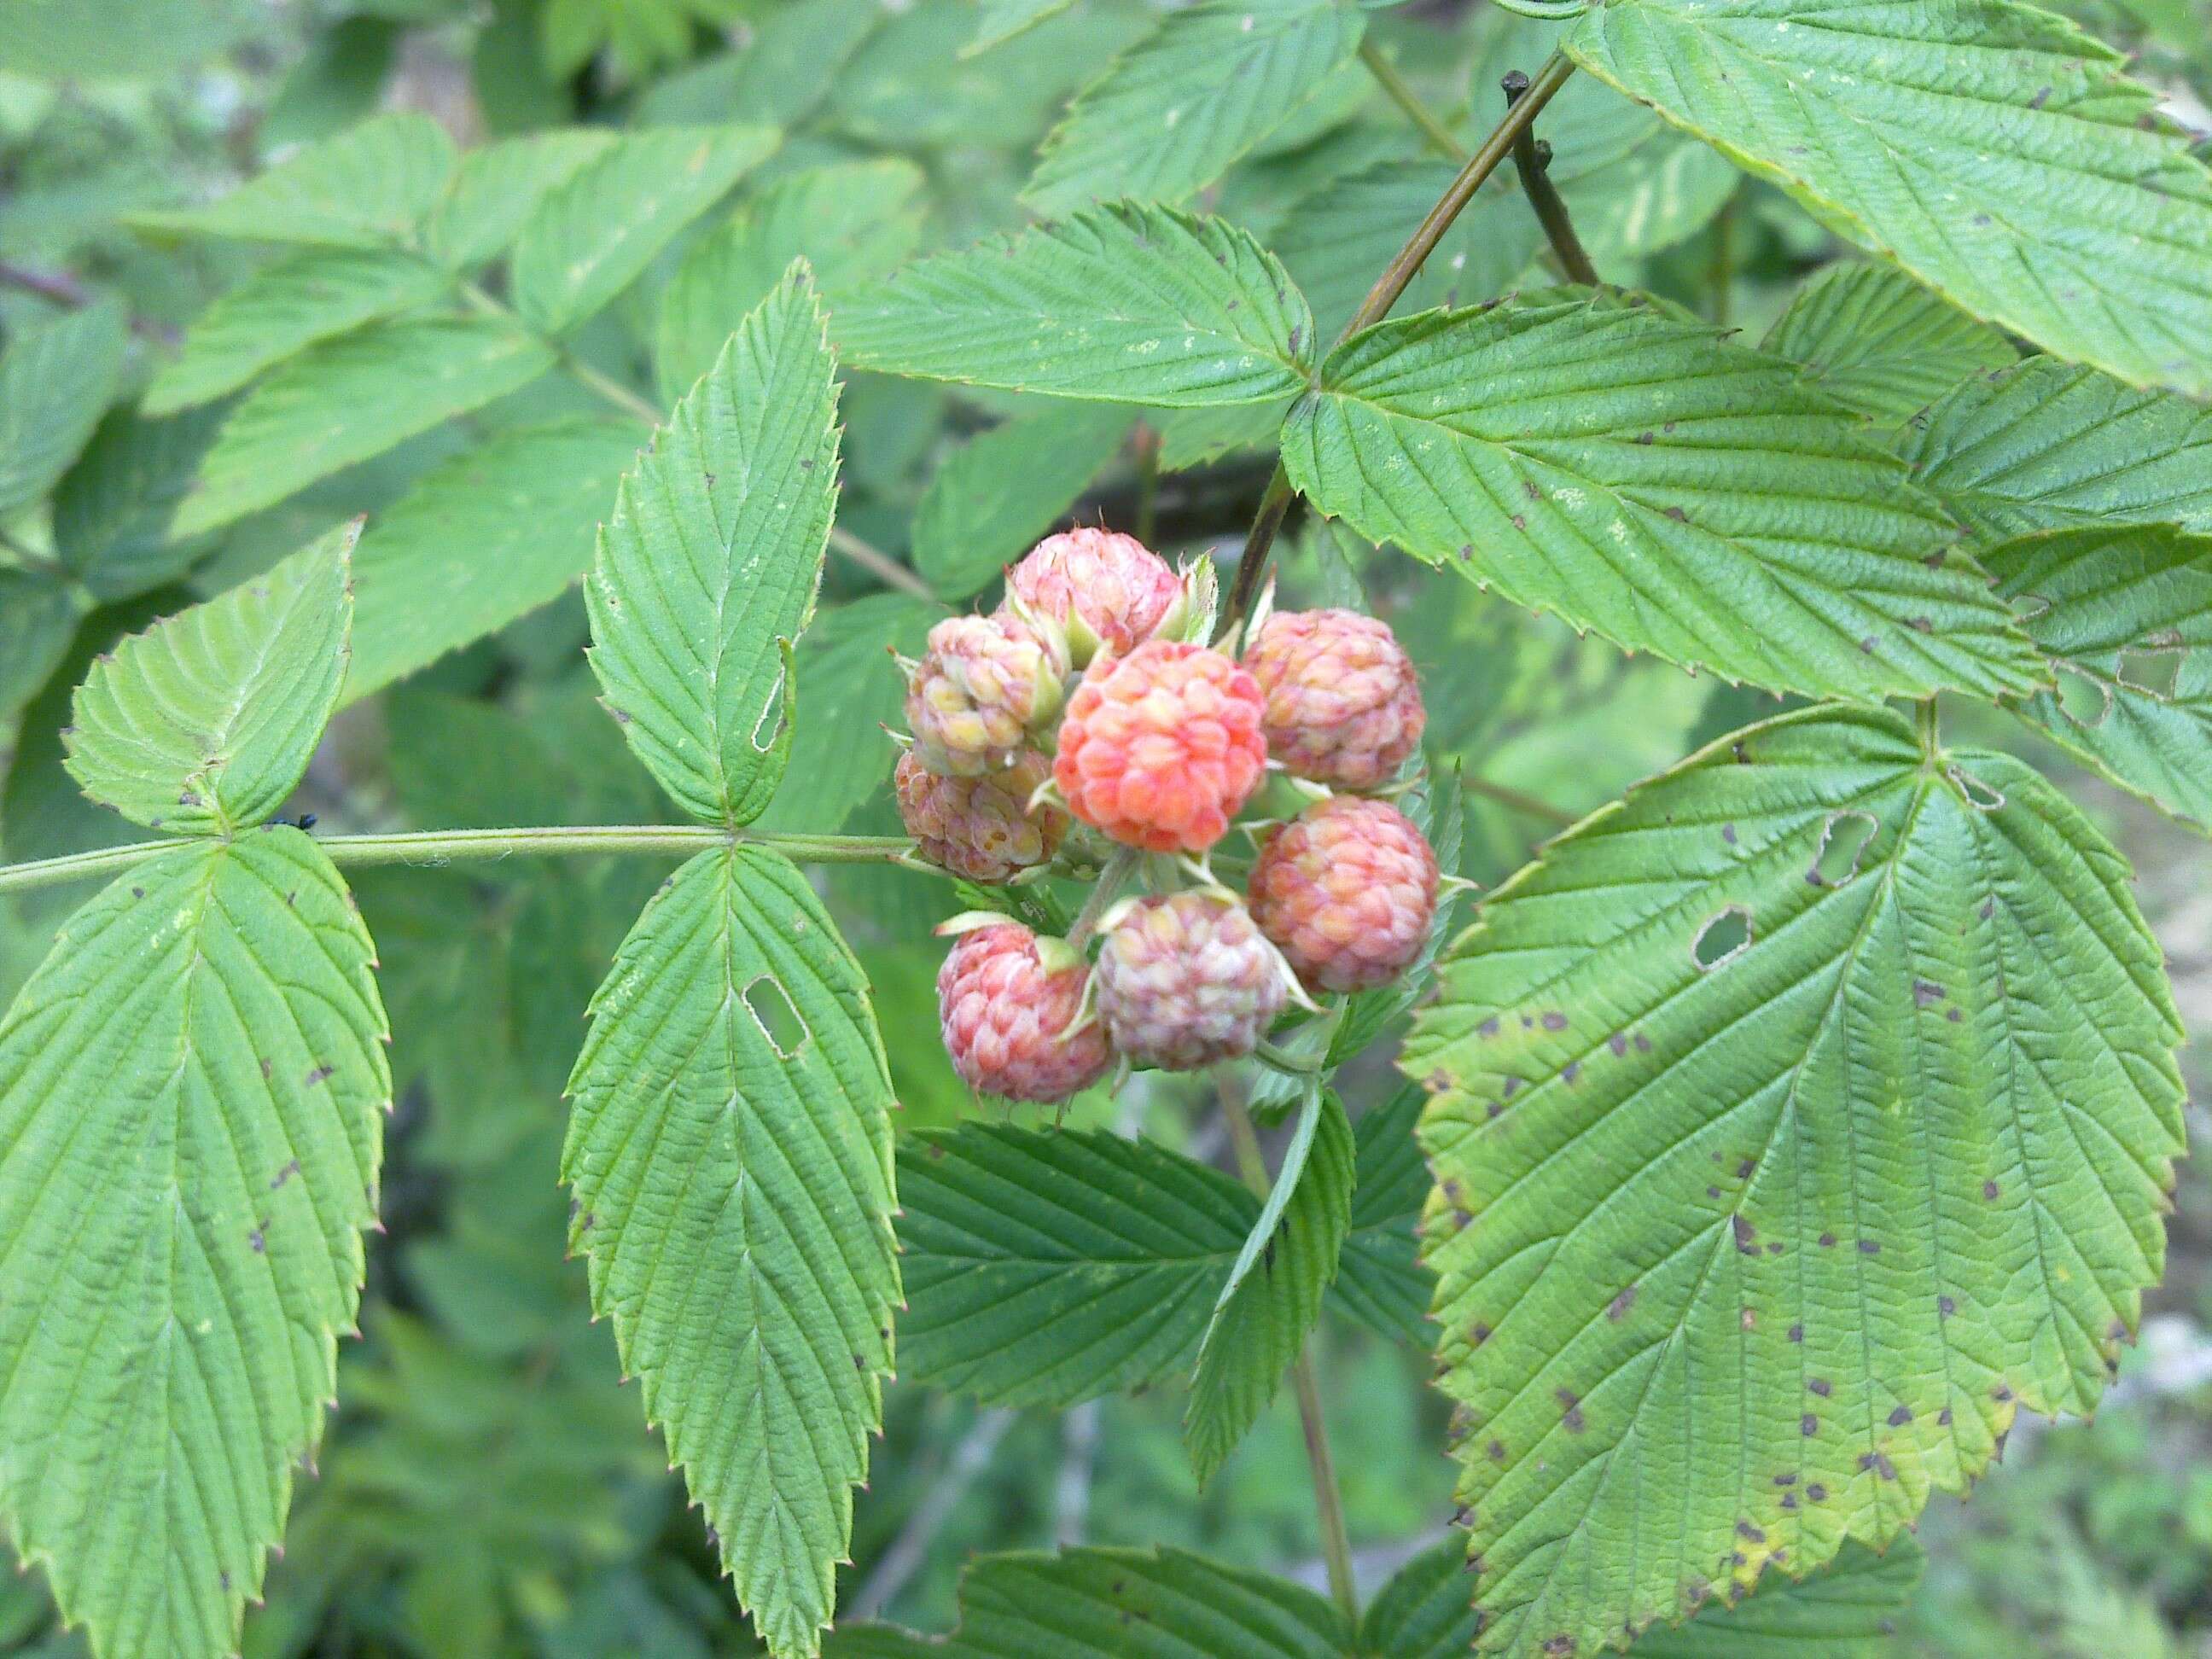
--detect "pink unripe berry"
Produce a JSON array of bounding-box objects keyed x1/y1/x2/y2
[
  {"x1": 1248, "y1": 795, "x2": 1439, "y2": 993},
  {"x1": 936, "y1": 923, "x2": 1111, "y2": 1103},
  {"x1": 1004, "y1": 527, "x2": 1181, "y2": 667},
  {"x1": 1243, "y1": 608, "x2": 1425, "y2": 790},
  {"x1": 895, "y1": 748, "x2": 1065, "y2": 883},
  {"x1": 905, "y1": 613, "x2": 1068, "y2": 777},
  {"x1": 1094, "y1": 892, "x2": 1288, "y2": 1071}
]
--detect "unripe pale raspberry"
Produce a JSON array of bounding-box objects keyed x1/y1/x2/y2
[
  {"x1": 1243, "y1": 608, "x2": 1425, "y2": 789},
  {"x1": 1053, "y1": 640, "x2": 1267, "y2": 853},
  {"x1": 937, "y1": 923, "x2": 1112, "y2": 1103},
  {"x1": 1094, "y1": 892, "x2": 1288, "y2": 1071},
  {"x1": 1004, "y1": 527, "x2": 1181, "y2": 667},
  {"x1": 905, "y1": 614, "x2": 1068, "y2": 777},
  {"x1": 895, "y1": 748, "x2": 1065, "y2": 883},
  {"x1": 1248, "y1": 796, "x2": 1439, "y2": 993}
]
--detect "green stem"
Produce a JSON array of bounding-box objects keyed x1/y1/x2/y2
[
  {"x1": 830, "y1": 524, "x2": 940, "y2": 602},
  {"x1": 0, "y1": 825, "x2": 917, "y2": 897},
  {"x1": 1217, "y1": 1082, "x2": 1360, "y2": 1626},
  {"x1": 564, "y1": 350, "x2": 665, "y2": 426},
  {"x1": 1132, "y1": 423, "x2": 1161, "y2": 547},
  {"x1": 1066, "y1": 845, "x2": 1140, "y2": 948},
  {"x1": 458, "y1": 279, "x2": 662, "y2": 425},
  {"x1": 1917, "y1": 696, "x2": 1941, "y2": 758},
  {"x1": 1218, "y1": 49, "x2": 1577, "y2": 633},
  {"x1": 1464, "y1": 772, "x2": 1575, "y2": 827},
  {"x1": 1359, "y1": 39, "x2": 1468, "y2": 163},
  {"x1": 1502, "y1": 71, "x2": 1598, "y2": 287},
  {"x1": 459, "y1": 281, "x2": 936, "y2": 602},
  {"x1": 1709, "y1": 190, "x2": 1737, "y2": 327}
]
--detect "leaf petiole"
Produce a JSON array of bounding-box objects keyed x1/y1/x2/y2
[{"x1": 0, "y1": 824, "x2": 919, "y2": 896}]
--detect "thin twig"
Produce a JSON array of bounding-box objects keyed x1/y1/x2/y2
[
  {"x1": 1463, "y1": 772, "x2": 1575, "y2": 826},
  {"x1": 0, "y1": 825, "x2": 918, "y2": 897},
  {"x1": 1359, "y1": 40, "x2": 1469, "y2": 163},
  {"x1": 1219, "y1": 50, "x2": 1578, "y2": 633},
  {"x1": 467, "y1": 275, "x2": 939, "y2": 603},
  {"x1": 850, "y1": 1406, "x2": 1017, "y2": 1619},
  {"x1": 830, "y1": 524, "x2": 939, "y2": 602},
  {"x1": 1217, "y1": 1079, "x2": 1361, "y2": 1626},
  {"x1": 1709, "y1": 189, "x2": 1738, "y2": 327},
  {"x1": 0, "y1": 259, "x2": 179, "y2": 343},
  {"x1": 1502, "y1": 71, "x2": 1598, "y2": 287},
  {"x1": 1132, "y1": 422, "x2": 1161, "y2": 547}
]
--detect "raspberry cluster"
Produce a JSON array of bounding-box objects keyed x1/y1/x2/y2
[{"x1": 892, "y1": 527, "x2": 1441, "y2": 1103}]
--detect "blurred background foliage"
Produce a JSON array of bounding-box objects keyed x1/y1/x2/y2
[{"x1": 0, "y1": 0, "x2": 2209, "y2": 1653}]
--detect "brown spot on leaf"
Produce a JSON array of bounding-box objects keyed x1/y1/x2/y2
[
  {"x1": 1807, "y1": 1377, "x2": 1831, "y2": 1397},
  {"x1": 1608, "y1": 1284, "x2": 1639, "y2": 1321}
]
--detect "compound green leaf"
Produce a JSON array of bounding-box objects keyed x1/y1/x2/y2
[
  {"x1": 823, "y1": 1546, "x2": 1350, "y2": 1659},
  {"x1": 421, "y1": 129, "x2": 617, "y2": 271},
  {"x1": 1631, "y1": 1538, "x2": 1924, "y2": 1657},
  {"x1": 173, "y1": 316, "x2": 556, "y2": 537},
  {"x1": 1762, "y1": 264, "x2": 2015, "y2": 425},
  {"x1": 1984, "y1": 522, "x2": 2212, "y2": 835},
  {"x1": 1898, "y1": 357, "x2": 2212, "y2": 550},
  {"x1": 911, "y1": 401, "x2": 1136, "y2": 599},
  {"x1": 753, "y1": 593, "x2": 940, "y2": 835},
  {"x1": 510, "y1": 125, "x2": 778, "y2": 336},
  {"x1": 0, "y1": 297, "x2": 127, "y2": 517},
  {"x1": 588, "y1": 265, "x2": 840, "y2": 827},
  {"x1": 144, "y1": 247, "x2": 453, "y2": 415},
  {"x1": 66, "y1": 522, "x2": 355, "y2": 835},
  {"x1": 655, "y1": 159, "x2": 924, "y2": 404},
  {"x1": 563, "y1": 845, "x2": 899, "y2": 1659},
  {"x1": 1186, "y1": 1087, "x2": 1353, "y2": 1486},
  {"x1": 1402, "y1": 704, "x2": 2185, "y2": 1656},
  {"x1": 0, "y1": 830, "x2": 388, "y2": 1659},
  {"x1": 50, "y1": 400, "x2": 227, "y2": 602},
  {"x1": 895, "y1": 1124, "x2": 1258, "y2": 1408},
  {"x1": 346, "y1": 417, "x2": 642, "y2": 701},
  {"x1": 130, "y1": 111, "x2": 456, "y2": 247},
  {"x1": 1284, "y1": 290, "x2": 2043, "y2": 703},
  {"x1": 835, "y1": 201, "x2": 1316, "y2": 407},
  {"x1": 1567, "y1": 0, "x2": 2212, "y2": 399},
  {"x1": 1023, "y1": 0, "x2": 1365, "y2": 216}
]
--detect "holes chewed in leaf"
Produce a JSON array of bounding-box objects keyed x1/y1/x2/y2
[
  {"x1": 742, "y1": 975, "x2": 810, "y2": 1059},
  {"x1": 1691, "y1": 905, "x2": 1753, "y2": 971},
  {"x1": 1809, "y1": 810, "x2": 1877, "y2": 888},
  {"x1": 2052, "y1": 664, "x2": 2114, "y2": 727}
]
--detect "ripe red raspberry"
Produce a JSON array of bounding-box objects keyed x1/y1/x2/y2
[
  {"x1": 937, "y1": 923, "x2": 1112, "y2": 1103},
  {"x1": 1053, "y1": 640, "x2": 1267, "y2": 853},
  {"x1": 1094, "y1": 893, "x2": 1288, "y2": 1071},
  {"x1": 1248, "y1": 796, "x2": 1439, "y2": 993},
  {"x1": 905, "y1": 613, "x2": 1067, "y2": 777},
  {"x1": 1004, "y1": 527, "x2": 1181, "y2": 667},
  {"x1": 895, "y1": 748, "x2": 1065, "y2": 883},
  {"x1": 1243, "y1": 608, "x2": 1425, "y2": 789}
]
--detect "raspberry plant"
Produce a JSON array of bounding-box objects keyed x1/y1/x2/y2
[{"x1": 0, "y1": 2, "x2": 2207, "y2": 1656}]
